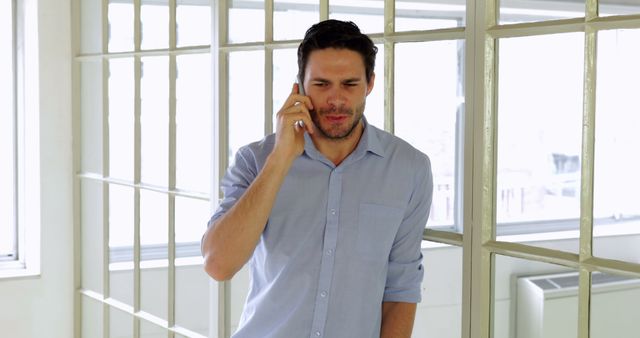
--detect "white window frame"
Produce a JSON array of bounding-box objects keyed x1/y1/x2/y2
[
  {"x1": 469, "y1": 1, "x2": 640, "y2": 337},
  {"x1": 0, "y1": 0, "x2": 41, "y2": 279},
  {"x1": 75, "y1": 0, "x2": 211, "y2": 337},
  {"x1": 0, "y1": 0, "x2": 19, "y2": 265}
]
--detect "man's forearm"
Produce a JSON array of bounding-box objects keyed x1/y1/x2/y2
[
  {"x1": 380, "y1": 302, "x2": 417, "y2": 338},
  {"x1": 202, "y1": 152, "x2": 294, "y2": 281}
]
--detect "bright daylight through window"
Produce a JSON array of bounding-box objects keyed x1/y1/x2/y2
[
  {"x1": 497, "y1": 28, "x2": 640, "y2": 235},
  {"x1": 105, "y1": 1, "x2": 211, "y2": 264},
  {"x1": 0, "y1": 0, "x2": 17, "y2": 261}
]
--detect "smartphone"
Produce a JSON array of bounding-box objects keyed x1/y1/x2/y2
[
  {"x1": 297, "y1": 75, "x2": 305, "y2": 95},
  {"x1": 296, "y1": 76, "x2": 306, "y2": 128}
]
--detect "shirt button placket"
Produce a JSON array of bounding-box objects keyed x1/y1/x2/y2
[{"x1": 310, "y1": 169, "x2": 341, "y2": 338}]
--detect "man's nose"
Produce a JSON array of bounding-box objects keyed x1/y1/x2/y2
[{"x1": 326, "y1": 87, "x2": 347, "y2": 106}]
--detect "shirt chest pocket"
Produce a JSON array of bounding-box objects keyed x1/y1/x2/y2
[{"x1": 357, "y1": 203, "x2": 404, "y2": 262}]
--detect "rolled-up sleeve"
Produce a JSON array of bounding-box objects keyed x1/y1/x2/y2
[
  {"x1": 383, "y1": 153, "x2": 433, "y2": 303},
  {"x1": 207, "y1": 147, "x2": 258, "y2": 227}
]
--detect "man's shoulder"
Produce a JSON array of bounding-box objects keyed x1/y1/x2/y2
[
  {"x1": 237, "y1": 134, "x2": 276, "y2": 157},
  {"x1": 368, "y1": 124, "x2": 430, "y2": 164}
]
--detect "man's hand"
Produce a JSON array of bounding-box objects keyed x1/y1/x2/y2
[{"x1": 272, "y1": 83, "x2": 316, "y2": 163}]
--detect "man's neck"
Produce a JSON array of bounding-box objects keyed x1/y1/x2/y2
[{"x1": 311, "y1": 120, "x2": 364, "y2": 166}]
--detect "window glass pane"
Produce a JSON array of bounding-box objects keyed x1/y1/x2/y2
[
  {"x1": 273, "y1": 48, "x2": 298, "y2": 132},
  {"x1": 413, "y1": 245, "x2": 462, "y2": 338},
  {"x1": 176, "y1": 53, "x2": 211, "y2": 193},
  {"x1": 108, "y1": 187, "x2": 134, "y2": 245},
  {"x1": 175, "y1": 261, "x2": 209, "y2": 336},
  {"x1": 329, "y1": 1, "x2": 383, "y2": 34},
  {"x1": 228, "y1": 0, "x2": 264, "y2": 43},
  {"x1": 108, "y1": 0, "x2": 134, "y2": 52},
  {"x1": 141, "y1": 56, "x2": 169, "y2": 187},
  {"x1": 141, "y1": 320, "x2": 167, "y2": 338},
  {"x1": 177, "y1": 2, "x2": 211, "y2": 47},
  {"x1": 0, "y1": 0, "x2": 14, "y2": 257},
  {"x1": 366, "y1": 43, "x2": 384, "y2": 130},
  {"x1": 110, "y1": 307, "x2": 133, "y2": 338},
  {"x1": 594, "y1": 29, "x2": 640, "y2": 263},
  {"x1": 81, "y1": 297, "x2": 103, "y2": 338},
  {"x1": 274, "y1": 0, "x2": 318, "y2": 41},
  {"x1": 600, "y1": 0, "x2": 640, "y2": 17},
  {"x1": 395, "y1": 0, "x2": 465, "y2": 32},
  {"x1": 80, "y1": 0, "x2": 102, "y2": 54},
  {"x1": 500, "y1": 0, "x2": 584, "y2": 25},
  {"x1": 591, "y1": 272, "x2": 640, "y2": 338},
  {"x1": 109, "y1": 184, "x2": 134, "y2": 306},
  {"x1": 109, "y1": 58, "x2": 135, "y2": 181},
  {"x1": 395, "y1": 40, "x2": 464, "y2": 230},
  {"x1": 228, "y1": 50, "x2": 264, "y2": 161},
  {"x1": 140, "y1": 190, "x2": 168, "y2": 247},
  {"x1": 141, "y1": 0, "x2": 169, "y2": 50},
  {"x1": 81, "y1": 180, "x2": 105, "y2": 293},
  {"x1": 140, "y1": 190, "x2": 168, "y2": 319},
  {"x1": 80, "y1": 61, "x2": 104, "y2": 174},
  {"x1": 175, "y1": 196, "x2": 209, "y2": 244},
  {"x1": 496, "y1": 33, "x2": 584, "y2": 240},
  {"x1": 494, "y1": 255, "x2": 578, "y2": 338}
]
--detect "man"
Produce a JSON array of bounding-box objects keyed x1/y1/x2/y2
[{"x1": 202, "y1": 20, "x2": 433, "y2": 338}]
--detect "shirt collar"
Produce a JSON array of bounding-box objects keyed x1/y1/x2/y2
[{"x1": 303, "y1": 117, "x2": 386, "y2": 164}]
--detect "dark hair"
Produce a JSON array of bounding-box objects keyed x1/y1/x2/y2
[{"x1": 297, "y1": 20, "x2": 377, "y2": 85}]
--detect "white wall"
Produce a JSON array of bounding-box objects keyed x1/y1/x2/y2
[{"x1": 0, "y1": 0, "x2": 74, "y2": 337}]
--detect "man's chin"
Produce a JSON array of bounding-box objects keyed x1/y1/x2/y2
[{"x1": 317, "y1": 119, "x2": 362, "y2": 140}]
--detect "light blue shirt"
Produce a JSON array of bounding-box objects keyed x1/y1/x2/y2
[{"x1": 210, "y1": 120, "x2": 433, "y2": 338}]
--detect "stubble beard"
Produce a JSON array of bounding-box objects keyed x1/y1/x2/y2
[{"x1": 311, "y1": 101, "x2": 366, "y2": 141}]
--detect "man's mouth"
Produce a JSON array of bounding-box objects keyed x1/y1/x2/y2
[{"x1": 324, "y1": 115, "x2": 349, "y2": 123}]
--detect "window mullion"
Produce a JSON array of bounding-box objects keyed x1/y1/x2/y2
[
  {"x1": 383, "y1": 41, "x2": 394, "y2": 134},
  {"x1": 577, "y1": 0, "x2": 599, "y2": 332},
  {"x1": 11, "y1": 0, "x2": 19, "y2": 262},
  {"x1": 168, "y1": 0, "x2": 177, "y2": 336},
  {"x1": 133, "y1": 1, "x2": 142, "y2": 338},
  {"x1": 470, "y1": 1, "x2": 498, "y2": 338},
  {"x1": 461, "y1": 0, "x2": 478, "y2": 336},
  {"x1": 101, "y1": 1, "x2": 112, "y2": 337},
  {"x1": 213, "y1": 1, "x2": 230, "y2": 337},
  {"x1": 265, "y1": 0, "x2": 273, "y2": 135},
  {"x1": 383, "y1": 0, "x2": 394, "y2": 133},
  {"x1": 320, "y1": 0, "x2": 328, "y2": 21}
]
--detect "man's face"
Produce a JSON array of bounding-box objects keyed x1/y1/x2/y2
[{"x1": 303, "y1": 48, "x2": 375, "y2": 140}]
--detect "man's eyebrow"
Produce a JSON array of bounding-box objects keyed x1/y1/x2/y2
[
  {"x1": 309, "y1": 77, "x2": 362, "y2": 83},
  {"x1": 343, "y1": 78, "x2": 361, "y2": 83}
]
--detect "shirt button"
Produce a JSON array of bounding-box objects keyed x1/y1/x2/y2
[
  {"x1": 320, "y1": 291, "x2": 327, "y2": 298},
  {"x1": 330, "y1": 209, "x2": 336, "y2": 215},
  {"x1": 326, "y1": 249, "x2": 333, "y2": 256},
  {"x1": 315, "y1": 331, "x2": 321, "y2": 336}
]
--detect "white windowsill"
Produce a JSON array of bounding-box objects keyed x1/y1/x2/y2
[
  {"x1": 0, "y1": 261, "x2": 40, "y2": 280},
  {"x1": 109, "y1": 256, "x2": 204, "y2": 272}
]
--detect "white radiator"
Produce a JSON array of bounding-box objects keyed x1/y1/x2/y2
[{"x1": 516, "y1": 271, "x2": 640, "y2": 338}]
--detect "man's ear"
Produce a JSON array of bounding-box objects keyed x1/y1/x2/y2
[{"x1": 366, "y1": 72, "x2": 375, "y2": 96}]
